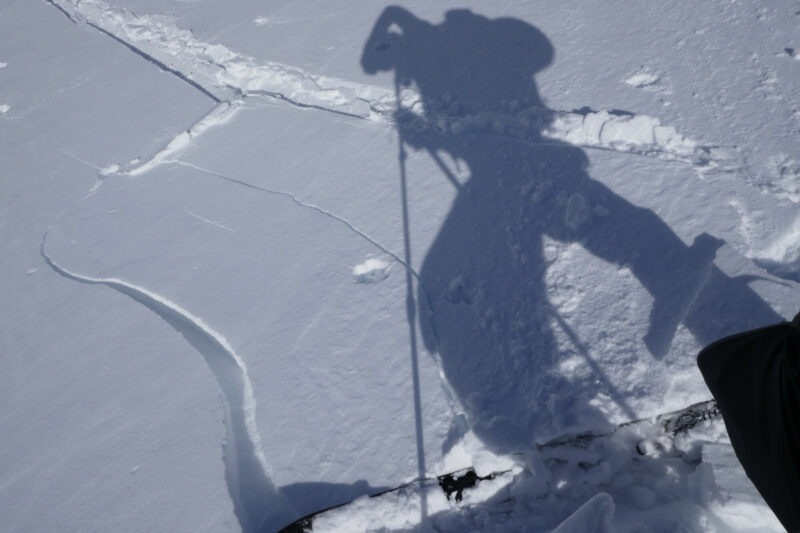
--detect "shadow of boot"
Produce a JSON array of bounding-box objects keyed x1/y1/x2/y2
[{"x1": 645, "y1": 233, "x2": 725, "y2": 358}]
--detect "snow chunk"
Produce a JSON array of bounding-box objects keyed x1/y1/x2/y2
[
  {"x1": 0, "y1": 104, "x2": 9, "y2": 114},
  {"x1": 766, "y1": 155, "x2": 800, "y2": 203},
  {"x1": 624, "y1": 70, "x2": 660, "y2": 88},
  {"x1": 545, "y1": 110, "x2": 699, "y2": 165},
  {"x1": 352, "y1": 258, "x2": 390, "y2": 284},
  {"x1": 0, "y1": 61, "x2": 7, "y2": 69},
  {"x1": 254, "y1": 16, "x2": 288, "y2": 26},
  {"x1": 99, "y1": 163, "x2": 120, "y2": 176},
  {"x1": 624, "y1": 64, "x2": 664, "y2": 89},
  {"x1": 744, "y1": 212, "x2": 800, "y2": 282},
  {"x1": 125, "y1": 100, "x2": 241, "y2": 176}
]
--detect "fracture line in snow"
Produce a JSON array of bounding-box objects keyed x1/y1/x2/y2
[
  {"x1": 40, "y1": 234, "x2": 268, "y2": 473},
  {"x1": 184, "y1": 209, "x2": 234, "y2": 233},
  {"x1": 48, "y1": 0, "x2": 464, "y2": 417},
  {"x1": 44, "y1": 0, "x2": 79, "y2": 25},
  {"x1": 84, "y1": 20, "x2": 223, "y2": 103},
  {"x1": 48, "y1": 0, "x2": 731, "y2": 179},
  {"x1": 39, "y1": 233, "x2": 302, "y2": 531},
  {"x1": 171, "y1": 159, "x2": 463, "y2": 416},
  {"x1": 172, "y1": 159, "x2": 421, "y2": 284},
  {"x1": 46, "y1": 0, "x2": 389, "y2": 113},
  {"x1": 46, "y1": 0, "x2": 723, "y2": 432},
  {"x1": 125, "y1": 100, "x2": 242, "y2": 177},
  {"x1": 61, "y1": 149, "x2": 103, "y2": 172}
]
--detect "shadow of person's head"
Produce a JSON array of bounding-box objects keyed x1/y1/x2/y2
[{"x1": 362, "y1": 7, "x2": 553, "y2": 116}]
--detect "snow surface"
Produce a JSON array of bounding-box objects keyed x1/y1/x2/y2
[{"x1": 2, "y1": 0, "x2": 799, "y2": 531}]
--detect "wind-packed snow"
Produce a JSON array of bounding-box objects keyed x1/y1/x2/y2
[{"x1": 2, "y1": 0, "x2": 799, "y2": 531}]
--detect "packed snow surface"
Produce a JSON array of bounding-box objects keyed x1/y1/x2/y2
[{"x1": 2, "y1": 0, "x2": 799, "y2": 531}]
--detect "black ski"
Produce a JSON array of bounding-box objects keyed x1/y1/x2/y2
[{"x1": 538, "y1": 399, "x2": 719, "y2": 451}]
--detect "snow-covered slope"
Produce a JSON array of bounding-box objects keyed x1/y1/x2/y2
[{"x1": 2, "y1": 0, "x2": 799, "y2": 531}]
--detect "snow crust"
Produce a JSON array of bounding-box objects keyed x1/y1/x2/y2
[{"x1": 2, "y1": 0, "x2": 799, "y2": 531}]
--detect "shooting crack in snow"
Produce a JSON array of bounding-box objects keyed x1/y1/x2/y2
[
  {"x1": 26, "y1": 1, "x2": 800, "y2": 531},
  {"x1": 48, "y1": 0, "x2": 736, "y2": 182},
  {"x1": 40, "y1": 234, "x2": 296, "y2": 532},
  {"x1": 167, "y1": 158, "x2": 453, "y2": 394}
]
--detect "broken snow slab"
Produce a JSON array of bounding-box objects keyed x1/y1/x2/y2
[
  {"x1": 172, "y1": 101, "x2": 458, "y2": 265},
  {"x1": 55, "y1": 88, "x2": 800, "y2": 459},
  {"x1": 2, "y1": 1, "x2": 215, "y2": 175},
  {"x1": 45, "y1": 158, "x2": 455, "y2": 523},
  {"x1": 175, "y1": 98, "x2": 800, "y2": 435},
  {"x1": 0, "y1": 1, "x2": 242, "y2": 531}
]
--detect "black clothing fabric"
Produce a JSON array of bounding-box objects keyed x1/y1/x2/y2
[{"x1": 698, "y1": 312, "x2": 800, "y2": 532}]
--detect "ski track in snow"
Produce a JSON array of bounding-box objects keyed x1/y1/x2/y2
[
  {"x1": 48, "y1": 0, "x2": 734, "y2": 181},
  {"x1": 40, "y1": 235, "x2": 295, "y2": 532}
]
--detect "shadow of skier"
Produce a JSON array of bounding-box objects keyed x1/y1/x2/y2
[{"x1": 361, "y1": 6, "x2": 782, "y2": 453}]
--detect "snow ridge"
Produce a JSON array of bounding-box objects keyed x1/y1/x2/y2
[
  {"x1": 47, "y1": 0, "x2": 389, "y2": 114},
  {"x1": 82, "y1": 18, "x2": 223, "y2": 103},
  {"x1": 545, "y1": 110, "x2": 729, "y2": 172},
  {"x1": 48, "y1": 0, "x2": 727, "y2": 178},
  {"x1": 40, "y1": 235, "x2": 294, "y2": 532}
]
